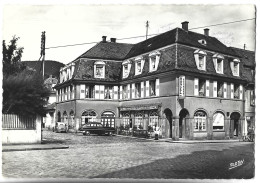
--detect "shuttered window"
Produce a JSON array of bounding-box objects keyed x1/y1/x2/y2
[
  {"x1": 141, "y1": 82, "x2": 144, "y2": 98},
  {"x1": 194, "y1": 78, "x2": 199, "y2": 96},
  {"x1": 156, "y1": 79, "x2": 160, "y2": 96},
  {"x1": 223, "y1": 82, "x2": 227, "y2": 98},
  {"x1": 239, "y1": 85, "x2": 243, "y2": 100},
  {"x1": 230, "y1": 83, "x2": 234, "y2": 99},
  {"x1": 206, "y1": 80, "x2": 210, "y2": 97},
  {"x1": 213, "y1": 81, "x2": 217, "y2": 97},
  {"x1": 120, "y1": 86, "x2": 123, "y2": 99},
  {"x1": 80, "y1": 84, "x2": 86, "y2": 99},
  {"x1": 113, "y1": 86, "x2": 118, "y2": 100},
  {"x1": 132, "y1": 83, "x2": 135, "y2": 99},
  {"x1": 146, "y1": 81, "x2": 150, "y2": 97},
  {"x1": 127, "y1": 84, "x2": 131, "y2": 99},
  {"x1": 95, "y1": 85, "x2": 100, "y2": 99}
]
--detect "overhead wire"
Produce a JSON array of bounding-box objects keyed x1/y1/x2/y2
[{"x1": 45, "y1": 18, "x2": 255, "y2": 50}]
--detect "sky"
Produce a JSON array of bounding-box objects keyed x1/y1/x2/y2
[{"x1": 2, "y1": 2, "x2": 256, "y2": 65}]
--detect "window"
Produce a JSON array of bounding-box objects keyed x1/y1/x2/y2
[
  {"x1": 149, "y1": 51, "x2": 161, "y2": 72},
  {"x1": 230, "y1": 59, "x2": 240, "y2": 76},
  {"x1": 213, "y1": 54, "x2": 224, "y2": 74},
  {"x1": 137, "y1": 62, "x2": 141, "y2": 72},
  {"x1": 194, "y1": 110, "x2": 207, "y2": 131},
  {"x1": 213, "y1": 112, "x2": 224, "y2": 130},
  {"x1": 135, "y1": 56, "x2": 144, "y2": 75},
  {"x1": 134, "y1": 112, "x2": 144, "y2": 129},
  {"x1": 105, "y1": 86, "x2": 113, "y2": 99},
  {"x1": 198, "y1": 79, "x2": 206, "y2": 96},
  {"x1": 122, "y1": 85, "x2": 127, "y2": 99},
  {"x1": 101, "y1": 111, "x2": 115, "y2": 128},
  {"x1": 122, "y1": 60, "x2": 131, "y2": 78},
  {"x1": 85, "y1": 85, "x2": 94, "y2": 98},
  {"x1": 194, "y1": 50, "x2": 207, "y2": 71},
  {"x1": 122, "y1": 112, "x2": 130, "y2": 127},
  {"x1": 234, "y1": 84, "x2": 239, "y2": 99},
  {"x1": 149, "y1": 111, "x2": 159, "y2": 127},
  {"x1": 81, "y1": 110, "x2": 97, "y2": 124},
  {"x1": 217, "y1": 82, "x2": 224, "y2": 98},
  {"x1": 150, "y1": 80, "x2": 156, "y2": 96},
  {"x1": 135, "y1": 83, "x2": 141, "y2": 98},
  {"x1": 198, "y1": 39, "x2": 207, "y2": 46},
  {"x1": 94, "y1": 61, "x2": 105, "y2": 78}
]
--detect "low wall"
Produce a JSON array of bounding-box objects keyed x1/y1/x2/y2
[{"x1": 2, "y1": 115, "x2": 42, "y2": 144}]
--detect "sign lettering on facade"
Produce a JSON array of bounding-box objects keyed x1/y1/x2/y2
[{"x1": 179, "y1": 75, "x2": 185, "y2": 98}]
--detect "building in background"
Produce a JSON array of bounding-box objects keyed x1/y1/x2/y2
[{"x1": 54, "y1": 21, "x2": 255, "y2": 140}]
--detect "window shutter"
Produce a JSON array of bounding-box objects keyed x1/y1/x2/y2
[
  {"x1": 99, "y1": 85, "x2": 104, "y2": 99},
  {"x1": 156, "y1": 79, "x2": 160, "y2": 96},
  {"x1": 206, "y1": 80, "x2": 210, "y2": 97},
  {"x1": 141, "y1": 82, "x2": 144, "y2": 98},
  {"x1": 113, "y1": 86, "x2": 118, "y2": 100},
  {"x1": 67, "y1": 86, "x2": 70, "y2": 100},
  {"x1": 94, "y1": 85, "x2": 100, "y2": 99},
  {"x1": 223, "y1": 82, "x2": 227, "y2": 98},
  {"x1": 146, "y1": 81, "x2": 150, "y2": 97},
  {"x1": 213, "y1": 81, "x2": 217, "y2": 97},
  {"x1": 80, "y1": 84, "x2": 86, "y2": 99},
  {"x1": 132, "y1": 83, "x2": 135, "y2": 99},
  {"x1": 127, "y1": 84, "x2": 131, "y2": 99},
  {"x1": 239, "y1": 85, "x2": 243, "y2": 100},
  {"x1": 194, "y1": 78, "x2": 199, "y2": 96},
  {"x1": 71, "y1": 85, "x2": 74, "y2": 99},
  {"x1": 119, "y1": 86, "x2": 123, "y2": 99},
  {"x1": 230, "y1": 83, "x2": 234, "y2": 99}
]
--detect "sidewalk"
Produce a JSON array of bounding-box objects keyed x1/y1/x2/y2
[
  {"x1": 2, "y1": 142, "x2": 69, "y2": 152},
  {"x1": 116, "y1": 134, "x2": 241, "y2": 143}
]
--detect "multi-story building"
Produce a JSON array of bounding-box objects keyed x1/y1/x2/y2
[{"x1": 55, "y1": 21, "x2": 255, "y2": 140}]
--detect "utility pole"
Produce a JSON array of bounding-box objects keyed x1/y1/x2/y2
[
  {"x1": 244, "y1": 44, "x2": 246, "y2": 50},
  {"x1": 40, "y1": 31, "x2": 46, "y2": 79},
  {"x1": 146, "y1": 21, "x2": 149, "y2": 40}
]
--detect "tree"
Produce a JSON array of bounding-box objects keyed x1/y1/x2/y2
[
  {"x1": 2, "y1": 36, "x2": 49, "y2": 116},
  {"x1": 2, "y1": 36, "x2": 26, "y2": 76}
]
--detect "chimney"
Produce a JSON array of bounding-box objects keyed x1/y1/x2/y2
[
  {"x1": 204, "y1": 28, "x2": 209, "y2": 36},
  {"x1": 102, "y1": 36, "x2": 107, "y2": 43},
  {"x1": 110, "y1": 38, "x2": 116, "y2": 43},
  {"x1": 181, "y1": 21, "x2": 189, "y2": 31}
]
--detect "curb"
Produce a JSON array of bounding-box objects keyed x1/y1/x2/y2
[
  {"x1": 2, "y1": 145, "x2": 69, "y2": 152},
  {"x1": 115, "y1": 134, "x2": 241, "y2": 144}
]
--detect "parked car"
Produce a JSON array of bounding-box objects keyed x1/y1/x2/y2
[
  {"x1": 78, "y1": 122, "x2": 115, "y2": 136},
  {"x1": 54, "y1": 122, "x2": 68, "y2": 133}
]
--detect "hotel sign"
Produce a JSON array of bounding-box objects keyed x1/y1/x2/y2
[
  {"x1": 120, "y1": 104, "x2": 159, "y2": 111},
  {"x1": 179, "y1": 75, "x2": 185, "y2": 98}
]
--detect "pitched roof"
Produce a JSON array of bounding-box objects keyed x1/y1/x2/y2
[
  {"x1": 77, "y1": 42, "x2": 133, "y2": 60},
  {"x1": 229, "y1": 47, "x2": 255, "y2": 83},
  {"x1": 125, "y1": 28, "x2": 238, "y2": 59},
  {"x1": 23, "y1": 60, "x2": 64, "y2": 79}
]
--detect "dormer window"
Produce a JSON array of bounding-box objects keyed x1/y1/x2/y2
[
  {"x1": 213, "y1": 54, "x2": 224, "y2": 74},
  {"x1": 194, "y1": 50, "x2": 207, "y2": 71},
  {"x1": 122, "y1": 60, "x2": 131, "y2": 79},
  {"x1": 149, "y1": 51, "x2": 161, "y2": 72},
  {"x1": 94, "y1": 61, "x2": 105, "y2": 78},
  {"x1": 198, "y1": 39, "x2": 207, "y2": 46},
  {"x1": 230, "y1": 59, "x2": 240, "y2": 76},
  {"x1": 135, "y1": 56, "x2": 144, "y2": 75}
]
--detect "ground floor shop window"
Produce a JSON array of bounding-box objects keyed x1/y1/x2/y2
[
  {"x1": 134, "y1": 112, "x2": 144, "y2": 129},
  {"x1": 122, "y1": 112, "x2": 130, "y2": 127},
  {"x1": 194, "y1": 110, "x2": 207, "y2": 131},
  {"x1": 81, "y1": 110, "x2": 97, "y2": 124},
  {"x1": 213, "y1": 112, "x2": 224, "y2": 130},
  {"x1": 101, "y1": 111, "x2": 115, "y2": 127},
  {"x1": 149, "y1": 111, "x2": 159, "y2": 127}
]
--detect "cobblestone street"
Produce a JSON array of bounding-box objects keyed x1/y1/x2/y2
[{"x1": 2, "y1": 130, "x2": 255, "y2": 179}]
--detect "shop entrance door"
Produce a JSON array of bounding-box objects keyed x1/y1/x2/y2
[{"x1": 179, "y1": 108, "x2": 189, "y2": 139}]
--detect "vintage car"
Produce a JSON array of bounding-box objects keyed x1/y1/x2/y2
[
  {"x1": 78, "y1": 122, "x2": 115, "y2": 136},
  {"x1": 54, "y1": 122, "x2": 68, "y2": 133}
]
